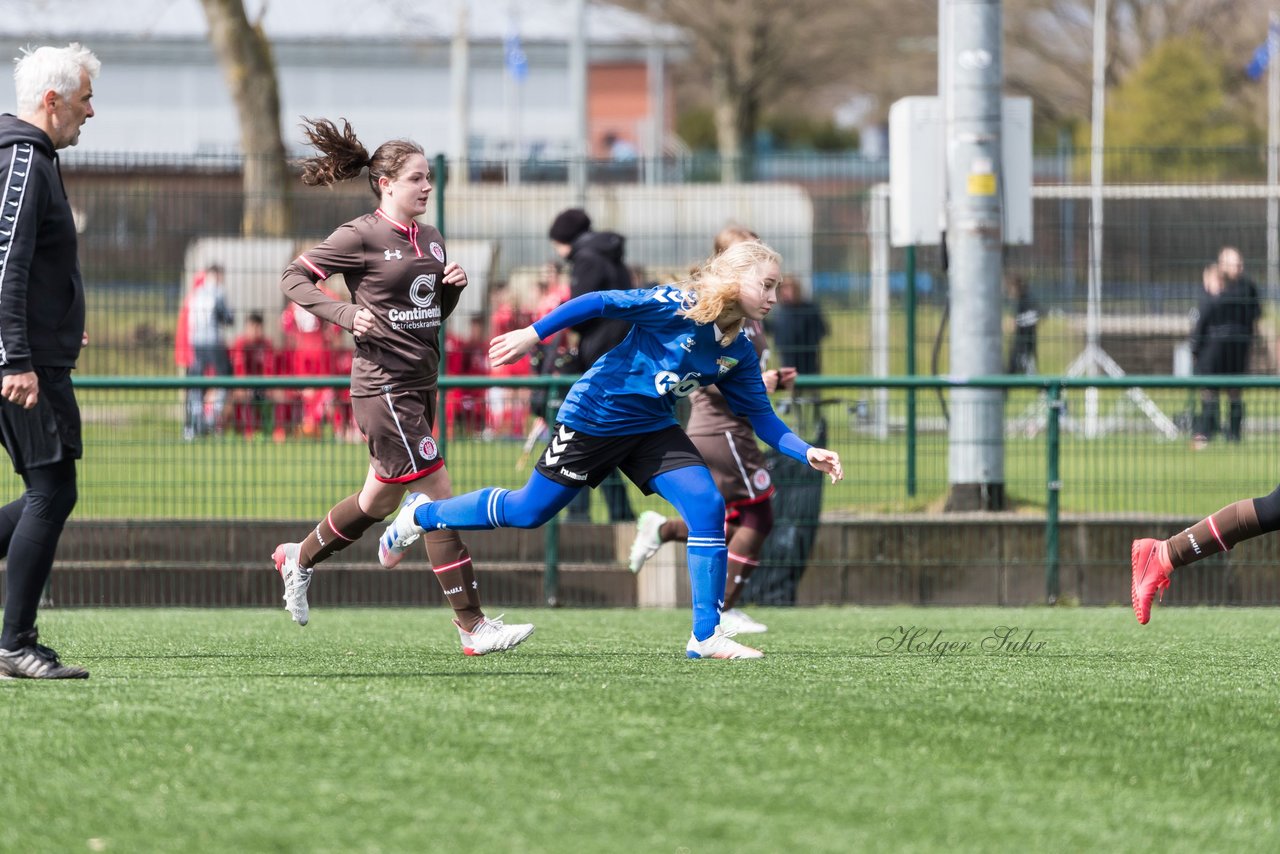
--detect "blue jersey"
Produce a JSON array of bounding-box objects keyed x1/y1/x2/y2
[{"x1": 537, "y1": 287, "x2": 775, "y2": 436}]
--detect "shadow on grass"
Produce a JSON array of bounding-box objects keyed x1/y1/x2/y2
[{"x1": 90, "y1": 669, "x2": 556, "y2": 680}]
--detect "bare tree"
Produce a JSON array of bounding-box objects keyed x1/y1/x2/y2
[
  {"x1": 199, "y1": 0, "x2": 292, "y2": 236},
  {"x1": 1005, "y1": 0, "x2": 1264, "y2": 129},
  {"x1": 626, "y1": 0, "x2": 1266, "y2": 156},
  {"x1": 618, "y1": 0, "x2": 920, "y2": 174}
]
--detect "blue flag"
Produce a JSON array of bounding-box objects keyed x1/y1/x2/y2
[
  {"x1": 505, "y1": 31, "x2": 528, "y2": 82},
  {"x1": 1246, "y1": 25, "x2": 1278, "y2": 80}
]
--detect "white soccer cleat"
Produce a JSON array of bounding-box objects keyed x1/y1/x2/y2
[
  {"x1": 719, "y1": 607, "x2": 768, "y2": 634},
  {"x1": 456, "y1": 615, "x2": 535, "y2": 656},
  {"x1": 628, "y1": 510, "x2": 667, "y2": 572},
  {"x1": 686, "y1": 625, "x2": 764, "y2": 660},
  {"x1": 272, "y1": 542, "x2": 312, "y2": 627},
  {"x1": 379, "y1": 493, "x2": 430, "y2": 568}
]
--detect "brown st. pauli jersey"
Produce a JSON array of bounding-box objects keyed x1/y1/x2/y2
[
  {"x1": 686, "y1": 318, "x2": 770, "y2": 437},
  {"x1": 281, "y1": 209, "x2": 462, "y2": 396}
]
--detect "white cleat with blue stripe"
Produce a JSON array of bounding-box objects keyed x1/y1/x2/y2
[
  {"x1": 686, "y1": 625, "x2": 764, "y2": 660},
  {"x1": 378, "y1": 493, "x2": 430, "y2": 568}
]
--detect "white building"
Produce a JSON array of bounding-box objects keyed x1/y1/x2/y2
[{"x1": 0, "y1": 0, "x2": 683, "y2": 159}]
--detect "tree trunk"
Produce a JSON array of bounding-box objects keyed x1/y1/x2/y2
[
  {"x1": 200, "y1": 0, "x2": 292, "y2": 236},
  {"x1": 712, "y1": 63, "x2": 741, "y2": 182}
]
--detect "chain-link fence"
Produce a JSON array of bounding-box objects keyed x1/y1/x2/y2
[{"x1": 5, "y1": 148, "x2": 1279, "y2": 609}]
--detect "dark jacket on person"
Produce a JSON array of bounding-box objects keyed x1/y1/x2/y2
[
  {"x1": 567, "y1": 230, "x2": 632, "y2": 369},
  {"x1": 0, "y1": 114, "x2": 85, "y2": 375},
  {"x1": 1192, "y1": 276, "x2": 1261, "y2": 375},
  {"x1": 1006, "y1": 289, "x2": 1039, "y2": 375},
  {"x1": 765, "y1": 298, "x2": 828, "y2": 377}
]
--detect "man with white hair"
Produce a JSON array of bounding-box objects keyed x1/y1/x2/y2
[{"x1": 0, "y1": 43, "x2": 98, "y2": 679}]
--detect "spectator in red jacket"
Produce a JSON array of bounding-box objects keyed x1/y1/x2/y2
[
  {"x1": 280, "y1": 293, "x2": 344, "y2": 438},
  {"x1": 228, "y1": 312, "x2": 283, "y2": 439}
]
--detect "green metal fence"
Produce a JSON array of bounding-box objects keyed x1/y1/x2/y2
[
  {"x1": 7, "y1": 373, "x2": 1279, "y2": 610},
  {"x1": 13, "y1": 146, "x2": 1280, "y2": 609}
]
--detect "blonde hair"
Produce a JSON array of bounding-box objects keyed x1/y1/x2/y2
[{"x1": 678, "y1": 239, "x2": 781, "y2": 344}]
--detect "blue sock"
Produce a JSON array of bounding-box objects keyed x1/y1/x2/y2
[
  {"x1": 686, "y1": 533, "x2": 728, "y2": 642},
  {"x1": 649, "y1": 466, "x2": 728, "y2": 642},
  {"x1": 414, "y1": 471, "x2": 580, "y2": 531},
  {"x1": 414, "y1": 488, "x2": 503, "y2": 530}
]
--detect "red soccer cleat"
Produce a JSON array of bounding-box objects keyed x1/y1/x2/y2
[{"x1": 1130, "y1": 538, "x2": 1173, "y2": 625}]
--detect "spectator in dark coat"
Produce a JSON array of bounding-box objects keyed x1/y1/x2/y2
[
  {"x1": 1005, "y1": 274, "x2": 1039, "y2": 375},
  {"x1": 547, "y1": 207, "x2": 635, "y2": 521},
  {"x1": 548, "y1": 208, "x2": 634, "y2": 370},
  {"x1": 765, "y1": 275, "x2": 828, "y2": 377},
  {"x1": 1192, "y1": 249, "x2": 1261, "y2": 447}
]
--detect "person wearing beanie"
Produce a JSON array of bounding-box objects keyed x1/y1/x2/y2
[
  {"x1": 548, "y1": 208, "x2": 592, "y2": 245},
  {"x1": 548, "y1": 207, "x2": 636, "y2": 521}
]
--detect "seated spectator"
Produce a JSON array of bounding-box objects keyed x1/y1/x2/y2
[
  {"x1": 445, "y1": 315, "x2": 489, "y2": 438},
  {"x1": 228, "y1": 312, "x2": 282, "y2": 439},
  {"x1": 281, "y1": 292, "x2": 343, "y2": 439},
  {"x1": 486, "y1": 283, "x2": 532, "y2": 440},
  {"x1": 529, "y1": 265, "x2": 572, "y2": 422}
]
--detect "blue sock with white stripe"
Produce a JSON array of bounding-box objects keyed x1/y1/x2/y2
[
  {"x1": 685, "y1": 532, "x2": 728, "y2": 642},
  {"x1": 650, "y1": 466, "x2": 728, "y2": 642},
  {"x1": 414, "y1": 471, "x2": 580, "y2": 531}
]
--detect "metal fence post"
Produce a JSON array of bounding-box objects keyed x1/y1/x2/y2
[
  {"x1": 905, "y1": 245, "x2": 918, "y2": 497},
  {"x1": 544, "y1": 378, "x2": 563, "y2": 606},
  {"x1": 1045, "y1": 381, "x2": 1063, "y2": 604},
  {"x1": 434, "y1": 152, "x2": 450, "y2": 462}
]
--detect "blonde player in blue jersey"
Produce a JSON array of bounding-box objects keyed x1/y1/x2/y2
[{"x1": 379, "y1": 240, "x2": 843, "y2": 659}]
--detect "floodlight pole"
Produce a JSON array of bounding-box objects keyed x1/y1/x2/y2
[
  {"x1": 1082, "y1": 0, "x2": 1107, "y2": 435},
  {"x1": 942, "y1": 0, "x2": 1006, "y2": 510},
  {"x1": 645, "y1": 0, "x2": 664, "y2": 185},
  {"x1": 568, "y1": 0, "x2": 588, "y2": 206},
  {"x1": 449, "y1": 2, "x2": 469, "y2": 185},
  {"x1": 1267, "y1": 10, "x2": 1279, "y2": 306}
]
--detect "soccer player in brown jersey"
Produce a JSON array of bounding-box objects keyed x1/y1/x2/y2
[
  {"x1": 627, "y1": 226, "x2": 796, "y2": 635},
  {"x1": 273, "y1": 118, "x2": 533, "y2": 656},
  {"x1": 1131, "y1": 485, "x2": 1280, "y2": 625}
]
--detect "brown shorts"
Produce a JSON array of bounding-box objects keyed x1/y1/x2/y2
[
  {"x1": 351, "y1": 389, "x2": 445, "y2": 483},
  {"x1": 690, "y1": 429, "x2": 775, "y2": 513}
]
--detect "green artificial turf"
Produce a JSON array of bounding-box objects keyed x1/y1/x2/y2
[{"x1": 3, "y1": 607, "x2": 1278, "y2": 853}]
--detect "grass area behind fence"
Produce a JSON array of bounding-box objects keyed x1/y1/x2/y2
[
  {"x1": 3, "y1": 607, "x2": 1278, "y2": 853},
  {"x1": 4, "y1": 397, "x2": 1275, "y2": 520}
]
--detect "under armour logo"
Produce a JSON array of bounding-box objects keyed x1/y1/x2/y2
[{"x1": 385, "y1": 249, "x2": 402, "y2": 260}]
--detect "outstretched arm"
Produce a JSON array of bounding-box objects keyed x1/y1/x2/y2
[
  {"x1": 491, "y1": 292, "x2": 608, "y2": 366},
  {"x1": 747, "y1": 410, "x2": 844, "y2": 484}
]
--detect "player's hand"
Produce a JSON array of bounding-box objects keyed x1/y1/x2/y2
[
  {"x1": 777, "y1": 366, "x2": 798, "y2": 389},
  {"x1": 443, "y1": 262, "x2": 468, "y2": 288},
  {"x1": 490, "y1": 326, "x2": 540, "y2": 366},
  {"x1": 351, "y1": 307, "x2": 376, "y2": 337},
  {"x1": 2, "y1": 371, "x2": 39, "y2": 410},
  {"x1": 82, "y1": 331, "x2": 90, "y2": 347},
  {"x1": 806, "y1": 447, "x2": 843, "y2": 484},
  {"x1": 762, "y1": 369, "x2": 780, "y2": 393}
]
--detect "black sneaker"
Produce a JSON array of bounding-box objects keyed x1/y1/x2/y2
[{"x1": 0, "y1": 631, "x2": 88, "y2": 679}]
